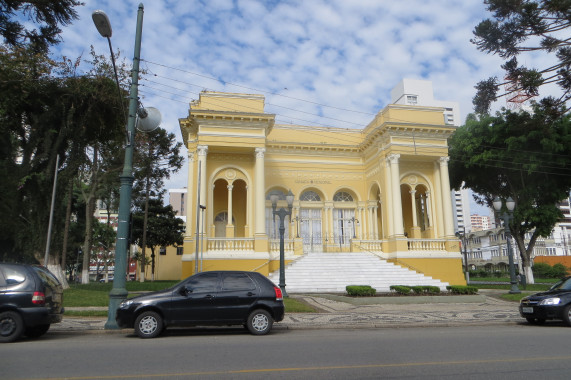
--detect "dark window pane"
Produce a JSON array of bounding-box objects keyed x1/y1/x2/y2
[
  {"x1": 222, "y1": 273, "x2": 256, "y2": 291},
  {"x1": 186, "y1": 272, "x2": 219, "y2": 293}
]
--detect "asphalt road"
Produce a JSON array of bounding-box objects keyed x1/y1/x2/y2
[{"x1": 1, "y1": 324, "x2": 570, "y2": 379}]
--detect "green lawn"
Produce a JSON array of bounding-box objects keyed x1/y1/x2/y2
[{"x1": 63, "y1": 282, "x2": 317, "y2": 315}]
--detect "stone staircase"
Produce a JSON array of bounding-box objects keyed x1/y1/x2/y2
[{"x1": 267, "y1": 251, "x2": 449, "y2": 293}]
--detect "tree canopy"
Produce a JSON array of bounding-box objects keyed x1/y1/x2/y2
[
  {"x1": 471, "y1": 0, "x2": 571, "y2": 114},
  {"x1": 449, "y1": 100, "x2": 571, "y2": 281},
  {"x1": 0, "y1": 0, "x2": 82, "y2": 51}
]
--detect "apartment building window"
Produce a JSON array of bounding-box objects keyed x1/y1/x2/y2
[
  {"x1": 160, "y1": 246, "x2": 166, "y2": 255},
  {"x1": 406, "y1": 95, "x2": 418, "y2": 105}
]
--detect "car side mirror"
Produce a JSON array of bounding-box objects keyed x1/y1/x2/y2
[{"x1": 180, "y1": 285, "x2": 193, "y2": 296}]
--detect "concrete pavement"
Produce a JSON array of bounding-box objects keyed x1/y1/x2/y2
[{"x1": 50, "y1": 290, "x2": 525, "y2": 334}]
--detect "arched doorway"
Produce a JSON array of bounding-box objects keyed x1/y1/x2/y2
[{"x1": 299, "y1": 189, "x2": 323, "y2": 253}]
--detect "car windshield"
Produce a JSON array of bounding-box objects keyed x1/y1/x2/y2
[{"x1": 549, "y1": 277, "x2": 571, "y2": 291}]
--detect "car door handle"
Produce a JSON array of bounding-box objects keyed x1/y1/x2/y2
[
  {"x1": 205, "y1": 294, "x2": 214, "y2": 299},
  {"x1": 247, "y1": 292, "x2": 256, "y2": 296}
]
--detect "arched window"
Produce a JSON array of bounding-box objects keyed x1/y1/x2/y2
[
  {"x1": 333, "y1": 192, "x2": 353, "y2": 202},
  {"x1": 266, "y1": 189, "x2": 286, "y2": 200},
  {"x1": 300, "y1": 191, "x2": 321, "y2": 202}
]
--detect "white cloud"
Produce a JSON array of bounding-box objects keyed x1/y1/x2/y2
[{"x1": 51, "y1": 0, "x2": 558, "y2": 191}]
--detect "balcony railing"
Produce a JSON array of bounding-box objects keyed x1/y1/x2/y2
[
  {"x1": 207, "y1": 238, "x2": 254, "y2": 252},
  {"x1": 407, "y1": 239, "x2": 446, "y2": 252}
]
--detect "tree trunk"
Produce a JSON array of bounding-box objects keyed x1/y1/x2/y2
[
  {"x1": 61, "y1": 177, "x2": 74, "y2": 273},
  {"x1": 81, "y1": 147, "x2": 99, "y2": 284}
]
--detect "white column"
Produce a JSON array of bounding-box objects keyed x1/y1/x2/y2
[
  {"x1": 358, "y1": 206, "x2": 364, "y2": 238},
  {"x1": 384, "y1": 158, "x2": 394, "y2": 237},
  {"x1": 254, "y1": 148, "x2": 266, "y2": 235},
  {"x1": 372, "y1": 205, "x2": 379, "y2": 239},
  {"x1": 424, "y1": 191, "x2": 432, "y2": 229},
  {"x1": 410, "y1": 189, "x2": 418, "y2": 227},
  {"x1": 227, "y1": 184, "x2": 233, "y2": 228},
  {"x1": 197, "y1": 145, "x2": 208, "y2": 210},
  {"x1": 388, "y1": 154, "x2": 404, "y2": 236},
  {"x1": 439, "y1": 157, "x2": 455, "y2": 237},
  {"x1": 434, "y1": 162, "x2": 445, "y2": 238},
  {"x1": 367, "y1": 204, "x2": 374, "y2": 239},
  {"x1": 185, "y1": 151, "x2": 195, "y2": 237}
]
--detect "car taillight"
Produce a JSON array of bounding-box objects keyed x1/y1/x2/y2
[
  {"x1": 32, "y1": 291, "x2": 45, "y2": 305},
  {"x1": 274, "y1": 286, "x2": 283, "y2": 301}
]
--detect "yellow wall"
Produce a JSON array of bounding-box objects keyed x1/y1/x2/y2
[{"x1": 389, "y1": 258, "x2": 467, "y2": 285}]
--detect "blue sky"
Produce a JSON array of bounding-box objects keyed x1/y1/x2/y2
[{"x1": 50, "y1": 0, "x2": 555, "y2": 215}]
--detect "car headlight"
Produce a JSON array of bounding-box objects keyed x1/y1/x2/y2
[
  {"x1": 539, "y1": 297, "x2": 560, "y2": 306},
  {"x1": 119, "y1": 299, "x2": 135, "y2": 308}
]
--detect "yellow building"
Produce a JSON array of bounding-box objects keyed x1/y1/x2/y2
[{"x1": 178, "y1": 89, "x2": 466, "y2": 287}]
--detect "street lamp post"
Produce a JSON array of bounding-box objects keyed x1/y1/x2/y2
[
  {"x1": 493, "y1": 196, "x2": 521, "y2": 294},
  {"x1": 93, "y1": 4, "x2": 145, "y2": 329},
  {"x1": 271, "y1": 190, "x2": 294, "y2": 297},
  {"x1": 455, "y1": 226, "x2": 469, "y2": 283}
]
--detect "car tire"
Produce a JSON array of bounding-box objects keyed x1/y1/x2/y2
[
  {"x1": 246, "y1": 309, "x2": 273, "y2": 335},
  {"x1": 563, "y1": 305, "x2": 571, "y2": 327},
  {"x1": 26, "y1": 324, "x2": 50, "y2": 339},
  {"x1": 134, "y1": 311, "x2": 163, "y2": 339},
  {"x1": 0, "y1": 311, "x2": 24, "y2": 343}
]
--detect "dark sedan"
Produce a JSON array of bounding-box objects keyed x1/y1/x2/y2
[
  {"x1": 116, "y1": 270, "x2": 285, "y2": 338},
  {"x1": 519, "y1": 276, "x2": 571, "y2": 326}
]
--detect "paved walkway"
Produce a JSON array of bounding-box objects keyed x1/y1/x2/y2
[{"x1": 51, "y1": 290, "x2": 524, "y2": 333}]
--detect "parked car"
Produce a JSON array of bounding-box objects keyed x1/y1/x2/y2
[
  {"x1": 0, "y1": 263, "x2": 64, "y2": 342},
  {"x1": 116, "y1": 270, "x2": 285, "y2": 338},
  {"x1": 519, "y1": 276, "x2": 571, "y2": 326},
  {"x1": 99, "y1": 276, "x2": 114, "y2": 283}
]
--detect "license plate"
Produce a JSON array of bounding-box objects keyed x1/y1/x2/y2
[{"x1": 522, "y1": 307, "x2": 533, "y2": 314}]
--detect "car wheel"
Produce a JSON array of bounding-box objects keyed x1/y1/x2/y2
[
  {"x1": 563, "y1": 305, "x2": 571, "y2": 327},
  {"x1": 246, "y1": 309, "x2": 273, "y2": 335},
  {"x1": 26, "y1": 324, "x2": 50, "y2": 339},
  {"x1": 0, "y1": 311, "x2": 24, "y2": 343},
  {"x1": 134, "y1": 311, "x2": 163, "y2": 339},
  {"x1": 525, "y1": 317, "x2": 545, "y2": 325}
]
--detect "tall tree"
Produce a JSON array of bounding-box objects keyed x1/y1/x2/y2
[
  {"x1": 132, "y1": 128, "x2": 184, "y2": 281},
  {"x1": 471, "y1": 0, "x2": 571, "y2": 114},
  {"x1": 131, "y1": 198, "x2": 184, "y2": 281},
  {"x1": 449, "y1": 100, "x2": 571, "y2": 283},
  {"x1": 0, "y1": 0, "x2": 82, "y2": 51}
]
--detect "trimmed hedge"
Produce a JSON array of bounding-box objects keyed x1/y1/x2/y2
[
  {"x1": 346, "y1": 285, "x2": 376, "y2": 296},
  {"x1": 446, "y1": 285, "x2": 478, "y2": 294},
  {"x1": 390, "y1": 285, "x2": 412, "y2": 295}
]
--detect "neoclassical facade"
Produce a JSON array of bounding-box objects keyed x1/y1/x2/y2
[{"x1": 178, "y1": 91, "x2": 466, "y2": 285}]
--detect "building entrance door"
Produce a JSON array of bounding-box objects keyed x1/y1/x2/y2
[{"x1": 300, "y1": 208, "x2": 322, "y2": 253}]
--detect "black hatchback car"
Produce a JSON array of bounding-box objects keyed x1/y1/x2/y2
[
  {"x1": 0, "y1": 263, "x2": 64, "y2": 342},
  {"x1": 519, "y1": 276, "x2": 571, "y2": 326},
  {"x1": 116, "y1": 270, "x2": 285, "y2": 338}
]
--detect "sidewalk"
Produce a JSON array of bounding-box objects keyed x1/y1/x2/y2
[{"x1": 51, "y1": 290, "x2": 523, "y2": 333}]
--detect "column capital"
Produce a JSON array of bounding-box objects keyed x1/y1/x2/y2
[
  {"x1": 409, "y1": 189, "x2": 417, "y2": 195},
  {"x1": 227, "y1": 184, "x2": 234, "y2": 191},
  {"x1": 255, "y1": 147, "x2": 266, "y2": 158},
  {"x1": 387, "y1": 153, "x2": 401, "y2": 165},
  {"x1": 197, "y1": 145, "x2": 208, "y2": 156},
  {"x1": 439, "y1": 156, "x2": 450, "y2": 166}
]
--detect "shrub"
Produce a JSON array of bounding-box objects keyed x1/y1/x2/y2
[
  {"x1": 425, "y1": 286, "x2": 441, "y2": 294},
  {"x1": 411, "y1": 286, "x2": 424, "y2": 294},
  {"x1": 551, "y1": 263, "x2": 568, "y2": 278},
  {"x1": 532, "y1": 262, "x2": 552, "y2": 278},
  {"x1": 446, "y1": 285, "x2": 478, "y2": 295},
  {"x1": 346, "y1": 285, "x2": 376, "y2": 296},
  {"x1": 390, "y1": 285, "x2": 411, "y2": 295}
]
